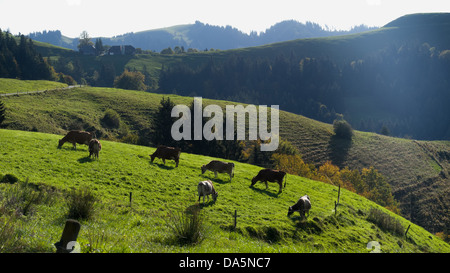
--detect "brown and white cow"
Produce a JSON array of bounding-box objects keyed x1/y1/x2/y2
[
  {"x1": 250, "y1": 168, "x2": 287, "y2": 193},
  {"x1": 201, "y1": 160, "x2": 235, "y2": 181},
  {"x1": 89, "y1": 139, "x2": 102, "y2": 159},
  {"x1": 197, "y1": 180, "x2": 218, "y2": 204},
  {"x1": 288, "y1": 195, "x2": 311, "y2": 219},
  {"x1": 150, "y1": 145, "x2": 181, "y2": 167},
  {"x1": 58, "y1": 130, "x2": 93, "y2": 150}
]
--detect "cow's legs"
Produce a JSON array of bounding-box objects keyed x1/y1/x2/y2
[
  {"x1": 162, "y1": 158, "x2": 166, "y2": 165},
  {"x1": 265, "y1": 181, "x2": 268, "y2": 189},
  {"x1": 214, "y1": 171, "x2": 218, "y2": 178}
]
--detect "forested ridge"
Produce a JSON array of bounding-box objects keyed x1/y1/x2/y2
[{"x1": 159, "y1": 42, "x2": 450, "y2": 140}]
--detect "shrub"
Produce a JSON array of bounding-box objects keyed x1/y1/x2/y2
[
  {"x1": 333, "y1": 119, "x2": 353, "y2": 139},
  {"x1": 101, "y1": 109, "x2": 121, "y2": 128},
  {"x1": 166, "y1": 206, "x2": 206, "y2": 245},
  {"x1": 66, "y1": 187, "x2": 97, "y2": 220},
  {"x1": 113, "y1": 69, "x2": 146, "y2": 91}
]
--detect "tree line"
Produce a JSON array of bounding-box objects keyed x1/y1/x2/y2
[
  {"x1": 158, "y1": 42, "x2": 450, "y2": 140},
  {"x1": 0, "y1": 29, "x2": 54, "y2": 80}
]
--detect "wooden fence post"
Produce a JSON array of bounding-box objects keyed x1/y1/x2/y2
[
  {"x1": 334, "y1": 185, "x2": 341, "y2": 215},
  {"x1": 233, "y1": 210, "x2": 239, "y2": 230},
  {"x1": 405, "y1": 224, "x2": 411, "y2": 238},
  {"x1": 129, "y1": 192, "x2": 132, "y2": 207},
  {"x1": 54, "y1": 219, "x2": 81, "y2": 253}
]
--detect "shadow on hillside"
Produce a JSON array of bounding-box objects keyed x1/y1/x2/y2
[
  {"x1": 327, "y1": 135, "x2": 352, "y2": 168},
  {"x1": 290, "y1": 216, "x2": 324, "y2": 235},
  {"x1": 249, "y1": 185, "x2": 280, "y2": 198},
  {"x1": 202, "y1": 176, "x2": 232, "y2": 185},
  {"x1": 77, "y1": 156, "x2": 93, "y2": 163},
  {"x1": 151, "y1": 162, "x2": 177, "y2": 170},
  {"x1": 58, "y1": 146, "x2": 88, "y2": 152},
  {"x1": 187, "y1": 200, "x2": 216, "y2": 209}
]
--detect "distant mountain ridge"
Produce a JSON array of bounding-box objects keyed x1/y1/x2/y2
[{"x1": 27, "y1": 20, "x2": 377, "y2": 52}]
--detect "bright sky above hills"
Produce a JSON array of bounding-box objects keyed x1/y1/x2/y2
[{"x1": 1, "y1": 0, "x2": 450, "y2": 38}]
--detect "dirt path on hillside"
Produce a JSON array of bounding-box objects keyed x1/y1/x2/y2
[{"x1": 0, "y1": 85, "x2": 83, "y2": 97}]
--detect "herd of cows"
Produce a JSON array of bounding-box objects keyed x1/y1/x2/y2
[{"x1": 57, "y1": 130, "x2": 312, "y2": 218}]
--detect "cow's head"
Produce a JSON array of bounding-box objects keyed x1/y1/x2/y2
[
  {"x1": 212, "y1": 191, "x2": 218, "y2": 202},
  {"x1": 250, "y1": 176, "x2": 257, "y2": 187},
  {"x1": 58, "y1": 139, "x2": 63, "y2": 148},
  {"x1": 201, "y1": 165, "x2": 207, "y2": 174},
  {"x1": 150, "y1": 153, "x2": 156, "y2": 162},
  {"x1": 287, "y1": 206, "x2": 294, "y2": 217}
]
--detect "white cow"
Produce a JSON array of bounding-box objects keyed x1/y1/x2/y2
[
  {"x1": 197, "y1": 180, "x2": 218, "y2": 204},
  {"x1": 287, "y1": 195, "x2": 311, "y2": 218}
]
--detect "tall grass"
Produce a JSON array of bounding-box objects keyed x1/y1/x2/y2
[
  {"x1": 166, "y1": 206, "x2": 207, "y2": 245},
  {"x1": 367, "y1": 208, "x2": 404, "y2": 236},
  {"x1": 66, "y1": 186, "x2": 97, "y2": 220},
  {"x1": 0, "y1": 178, "x2": 58, "y2": 216}
]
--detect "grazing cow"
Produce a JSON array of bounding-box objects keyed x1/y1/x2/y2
[
  {"x1": 197, "y1": 180, "x2": 218, "y2": 204},
  {"x1": 58, "y1": 130, "x2": 93, "y2": 150},
  {"x1": 288, "y1": 195, "x2": 311, "y2": 218},
  {"x1": 251, "y1": 169, "x2": 287, "y2": 193},
  {"x1": 201, "y1": 160, "x2": 235, "y2": 181},
  {"x1": 89, "y1": 139, "x2": 102, "y2": 159},
  {"x1": 150, "y1": 145, "x2": 181, "y2": 167}
]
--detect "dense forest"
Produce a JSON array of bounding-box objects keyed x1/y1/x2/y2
[
  {"x1": 0, "y1": 29, "x2": 54, "y2": 80},
  {"x1": 158, "y1": 42, "x2": 450, "y2": 140}
]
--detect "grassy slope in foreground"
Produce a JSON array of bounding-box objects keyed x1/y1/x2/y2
[
  {"x1": 2, "y1": 86, "x2": 448, "y2": 233},
  {"x1": 1, "y1": 129, "x2": 448, "y2": 253}
]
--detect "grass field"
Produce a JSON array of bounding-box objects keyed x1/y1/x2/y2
[
  {"x1": 1, "y1": 84, "x2": 448, "y2": 234},
  {"x1": 0, "y1": 78, "x2": 68, "y2": 94},
  {"x1": 1, "y1": 129, "x2": 448, "y2": 253}
]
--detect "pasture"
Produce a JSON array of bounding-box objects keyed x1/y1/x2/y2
[
  {"x1": 0, "y1": 78, "x2": 67, "y2": 95},
  {"x1": 1, "y1": 129, "x2": 448, "y2": 253}
]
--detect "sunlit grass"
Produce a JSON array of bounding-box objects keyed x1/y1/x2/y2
[{"x1": 1, "y1": 129, "x2": 448, "y2": 253}]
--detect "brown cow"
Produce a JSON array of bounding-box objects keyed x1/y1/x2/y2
[
  {"x1": 89, "y1": 139, "x2": 102, "y2": 159},
  {"x1": 150, "y1": 145, "x2": 181, "y2": 167},
  {"x1": 250, "y1": 168, "x2": 287, "y2": 193},
  {"x1": 201, "y1": 160, "x2": 235, "y2": 181},
  {"x1": 58, "y1": 130, "x2": 93, "y2": 150}
]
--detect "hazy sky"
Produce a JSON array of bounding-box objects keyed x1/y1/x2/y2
[{"x1": 1, "y1": 0, "x2": 450, "y2": 38}]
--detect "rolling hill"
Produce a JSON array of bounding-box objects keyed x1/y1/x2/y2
[
  {"x1": 0, "y1": 128, "x2": 448, "y2": 253},
  {"x1": 0, "y1": 83, "x2": 448, "y2": 235},
  {"x1": 27, "y1": 14, "x2": 450, "y2": 141},
  {"x1": 27, "y1": 20, "x2": 376, "y2": 52}
]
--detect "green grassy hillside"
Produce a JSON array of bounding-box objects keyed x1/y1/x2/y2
[
  {"x1": 1, "y1": 85, "x2": 448, "y2": 234},
  {"x1": 1, "y1": 129, "x2": 448, "y2": 253},
  {"x1": 0, "y1": 78, "x2": 68, "y2": 94}
]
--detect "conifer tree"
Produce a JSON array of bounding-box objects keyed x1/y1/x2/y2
[
  {"x1": 151, "y1": 97, "x2": 176, "y2": 147},
  {"x1": 0, "y1": 100, "x2": 6, "y2": 127}
]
